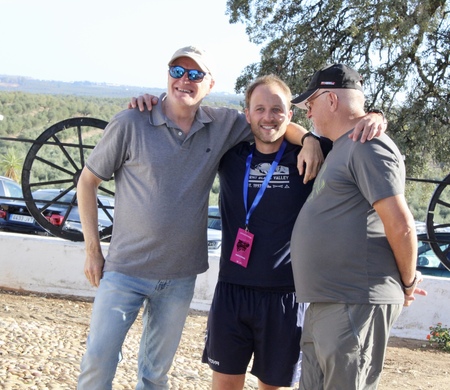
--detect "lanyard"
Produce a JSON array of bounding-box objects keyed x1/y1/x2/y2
[{"x1": 243, "y1": 140, "x2": 287, "y2": 228}]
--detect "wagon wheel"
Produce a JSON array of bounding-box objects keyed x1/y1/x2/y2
[
  {"x1": 426, "y1": 173, "x2": 450, "y2": 271},
  {"x1": 21, "y1": 117, "x2": 114, "y2": 242}
]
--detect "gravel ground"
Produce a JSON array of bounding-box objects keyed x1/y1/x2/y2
[{"x1": 0, "y1": 289, "x2": 449, "y2": 389}]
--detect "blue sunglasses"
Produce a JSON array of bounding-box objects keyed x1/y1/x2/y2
[{"x1": 169, "y1": 65, "x2": 206, "y2": 82}]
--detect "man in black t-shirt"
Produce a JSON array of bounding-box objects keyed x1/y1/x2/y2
[{"x1": 201, "y1": 74, "x2": 331, "y2": 390}]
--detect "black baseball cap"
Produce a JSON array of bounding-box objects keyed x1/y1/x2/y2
[{"x1": 291, "y1": 64, "x2": 364, "y2": 109}]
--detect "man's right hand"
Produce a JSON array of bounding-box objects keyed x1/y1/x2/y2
[
  {"x1": 84, "y1": 252, "x2": 105, "y2": 287},
  {"x1": 403, "y1": 271, "x2": 427, "y2": 307},
  {"x1": 297, "y1": 135, "x2": 324, "y2": 183},
  {"x1": 128, "y1": 94, "x2": 159, "y2": 111}
]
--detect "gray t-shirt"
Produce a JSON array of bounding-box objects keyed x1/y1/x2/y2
[
  {"x1": 86, "y1": 95, "x2": 251, "y2": 279},
  {"x1": 291, "y1": 130, "x2": 406, "y2": 305}
]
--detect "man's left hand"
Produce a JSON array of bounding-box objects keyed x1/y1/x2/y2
[{"x1": 348, "y1": 111, "x2": 387, "y2": 143}]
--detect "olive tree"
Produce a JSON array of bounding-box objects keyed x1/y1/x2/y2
[{"x1": 226, "y1": 0, "x2": 450, "y2": 176}]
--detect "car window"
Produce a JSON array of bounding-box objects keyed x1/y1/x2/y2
[
  {"x1": 418, "y1": 239, "x2": 446, "y2": 268},
  {"x1": 4, "y1": 180, "x2": 23, "y2": 198},
  {"x1": 33, "y1": 190, "x2": 77, "y2": 204},
  {"x1": 208, "y1": 218, "x2": 221, "y2": 230},
  {"x1": 34, "y1": 191, "x2": 64, "y2": 201},
  {"x1": 208, "y1": 207, "x2": 221, "y2": 230}
]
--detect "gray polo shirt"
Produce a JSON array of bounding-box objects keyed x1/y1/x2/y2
[{"x1": 86, "y1": 94, "x2": 251, "y2": 279}]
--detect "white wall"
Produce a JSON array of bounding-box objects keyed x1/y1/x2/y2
[
  {"x1": 0, "y1": 231, "x2": 448, "y2": 340},
  {"x1": 0, "y1": 232, "x2": 96, "y2": 297},
  {"x1": 0, "y1": 232, "x2": 219, "y2": 307},
  {"x1": 390, "y1": 276, "x2": 450, "y2": 340}
]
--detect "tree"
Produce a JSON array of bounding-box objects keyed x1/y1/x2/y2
[
  {"x1": 226, "y1": 0, "x2": 450, "y2": 176},
  {"x1": 0, "y1": 148, "x2": 23, "y2": 182}
]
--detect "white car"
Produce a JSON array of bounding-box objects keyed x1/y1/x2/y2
[{"x1": 207, "y1": 206, "x2": 222, "y2": 255}]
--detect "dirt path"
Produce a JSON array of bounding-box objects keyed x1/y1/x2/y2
[{"x1": 0, "y1": 290, "x2": 449, "y2": 389}]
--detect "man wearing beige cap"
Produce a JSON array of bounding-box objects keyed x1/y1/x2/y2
[
  {"x1": 77, "y1": 46, "x2": 386, "y2": 389},
  {"x1": 75, "y1": 45, "x2": 323, "y2": 390}
]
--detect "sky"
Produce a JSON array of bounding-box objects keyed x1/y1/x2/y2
[{"x1": 0, "y1": 0, "x2": 262, "y2": 93}]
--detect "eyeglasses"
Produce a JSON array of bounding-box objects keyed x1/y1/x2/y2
[
  {"x1": 305, "y1": 90, "x2": 330, "y2": 111},
  {"x1": 169, "y1": 65, "x2": 207, "y2": 82}
]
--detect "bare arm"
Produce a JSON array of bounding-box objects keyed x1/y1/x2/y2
[
  {"x1": 285, "y1": 122, "x2": 324, "y2": 183},
  {"x1": 77, "y1": 167, "x2": 105, "y2": 287},
  {"x1": 373, "y1": 194, "x2": 427, "y2": 305},
  {"x1": 127, "y1": 95, "x2": 326, "y2": 183},
  {"x1": 127, "y1": 98, "x2": 386, "y2": 182}
]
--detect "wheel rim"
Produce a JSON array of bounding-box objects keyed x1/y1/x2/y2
[
  {"x1": 21, "y1": 117, "x2": 114, "y2": 241},
  {"x1": 426, "y1": 173, "x2": 450, "y2": 270}
]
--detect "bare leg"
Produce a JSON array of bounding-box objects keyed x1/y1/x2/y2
[
  {"x1": 212, "y1": 372, "x2": 291, "y2": 390},
  {"x1": 212, "y1": 372, "x2": 246, "y2": 390}
]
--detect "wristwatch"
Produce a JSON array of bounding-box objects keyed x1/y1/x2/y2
[
  {"x1": 402, "y1": 271, "x2": 420, "y2": 294},
  {"x1": 368, "y1": 109, "x2": 387, "y2": 123},
  {"x1": 301, "y1": 132, "x2": 320, "y2": 146}
]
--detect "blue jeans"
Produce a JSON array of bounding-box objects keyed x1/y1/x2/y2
[{"x1": 77, "y1": 271, "x2": 196, "y2": 390}]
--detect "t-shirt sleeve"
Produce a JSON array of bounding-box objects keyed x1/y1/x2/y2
[
  {"x1": 86, "y1": 110, "x2": 131, "y2": 180},
  {"x1": 348, "y1": 137, "x2": 405, "y2": 206}
]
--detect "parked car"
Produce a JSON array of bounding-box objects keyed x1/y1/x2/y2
[
  {"x1": 207, "y1": 205, "x2": 222, "y2": 255},
  {"x1": 0, "y1": 188, "x2": 114, "y2": 240},
  {"x1": 0, "y1": 176, "x2": 23, "y2": 201},
  {"x1": 415, "y1": 220, "x2": 427, "y2": 234},
  {"x1": 417, "y1": 232, "x2": 450, "y2": 277}
]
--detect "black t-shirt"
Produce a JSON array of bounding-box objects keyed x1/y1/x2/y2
[{"x1": 217, "y1": 139, "x2": 331, "y2": 290}]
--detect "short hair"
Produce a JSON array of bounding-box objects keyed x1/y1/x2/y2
[{"x1": 245, "y1": 74, "x2": 292, "y2": 109}]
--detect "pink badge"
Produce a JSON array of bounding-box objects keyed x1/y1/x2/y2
[{"x1": 230, "y1": 228, "x2": 254, "y2": 268}]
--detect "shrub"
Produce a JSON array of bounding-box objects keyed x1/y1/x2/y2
[{"x1": 427, "y1": 323, "x2": 450, "y2": 352}]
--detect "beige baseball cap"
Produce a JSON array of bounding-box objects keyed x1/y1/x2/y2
[{"x1": 168, "y1": 46, "x2": 213, "y2": 76}]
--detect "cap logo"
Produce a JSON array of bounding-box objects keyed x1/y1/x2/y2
[{"x1": 320, "y1": 81, "x2": 336, "y2": 85}]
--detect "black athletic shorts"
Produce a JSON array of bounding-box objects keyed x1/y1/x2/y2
[{"x1": 202, "y1": 281, "x2": 306, "y2": 387}]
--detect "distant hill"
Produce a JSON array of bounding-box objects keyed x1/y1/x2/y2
[{"x1": 0, "y1": 75, "x2": 244, "y2": 108}]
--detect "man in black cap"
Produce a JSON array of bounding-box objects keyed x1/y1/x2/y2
[{"x1": 290, "y1": 64, "x2": 427, "y2": 390}]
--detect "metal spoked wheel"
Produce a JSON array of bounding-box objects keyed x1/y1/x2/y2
[
  {"x1": 21, "y1": 117, "x2": 114, "y2": 242},
  {"x1": 426, "y1": 173, "x2": 450, "y2": 270}
]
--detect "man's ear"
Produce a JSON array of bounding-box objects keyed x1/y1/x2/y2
[
  {"x1": 204, "y1": 78, "x2": 215, "y2": 97},
  {"x1": 244, "y1": 108, "x2": 251, "y2": 124},
  {"x1": 288, "y1": 109, "x2": 293, "y2": 122},
  {"x1": 329, "y1": 92, "x2": 339, "y2": 112}
]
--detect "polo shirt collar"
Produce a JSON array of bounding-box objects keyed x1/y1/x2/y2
[{"x1": 149, "y1": 93, "x2": 214, "y2": 131}]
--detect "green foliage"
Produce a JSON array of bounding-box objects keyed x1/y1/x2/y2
[
  {"x1": 0, "y1": 148, "x2": 23, "y2": 182},
  {"x1": 406, "y1": 163, "x2": 450, "y2": 221},
  {"x1": 0, "y1": 92, "x2": 129, "y2": 192},
  {"x1": 226, "y1": 0, "x2": 450, "y2": 175},
  {"x1": 427, "y1": 323, "x2": 450, "y2": 352},
  {"x1": 209, "y1": 175, "x2": 221, "y2": 206},
  {"x1": 0, "y1": 90, "x2": 241, "y2": 205}
]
